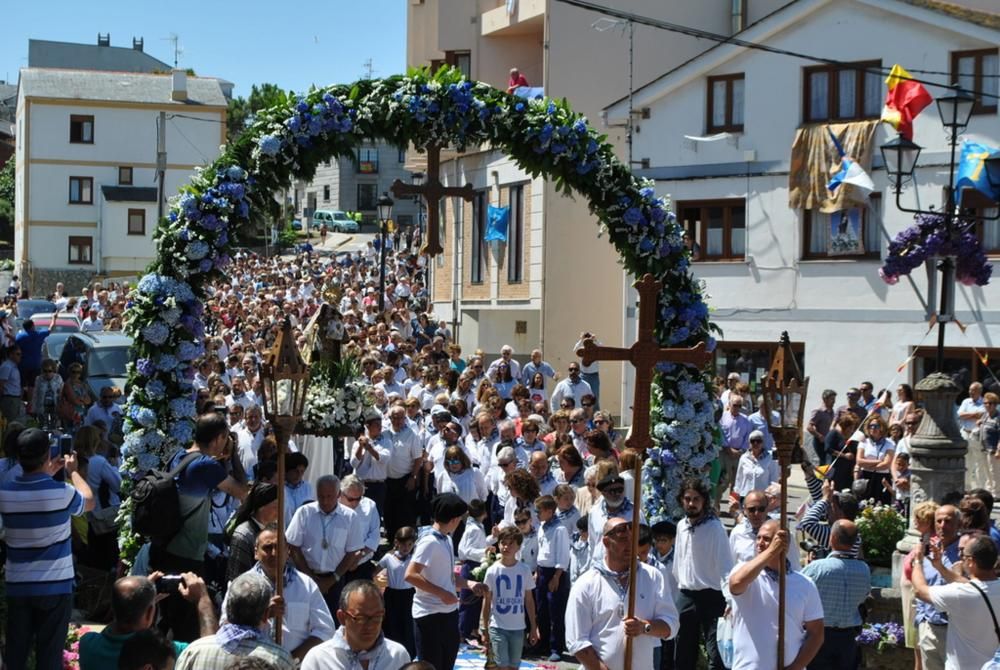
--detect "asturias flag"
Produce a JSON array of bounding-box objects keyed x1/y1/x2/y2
[
  {"x1": 954, "y1": 141, "x2": 1000, "y2": 203},
  {"x1": 881, "y1": 64, "x2": 933, "y2": 140},
  {"x1": 484, "y1": 205, "x2": 510, "y2": 243}
]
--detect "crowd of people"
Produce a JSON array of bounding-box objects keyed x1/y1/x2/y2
[{"x1": 1, "y1": 236, "x2": 1000, "y2": 670}]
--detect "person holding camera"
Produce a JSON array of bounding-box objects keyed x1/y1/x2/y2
[
  {"x1": 0, "y1": 427, "x2": 94, "y2": 670},
  {"x1": 78, "y1": 572, "x2": 216, "y2": 670}
]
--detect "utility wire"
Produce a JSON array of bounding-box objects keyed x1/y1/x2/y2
[{"x1": 553, "y1": 0, "x2": 1000, "y2": 100}]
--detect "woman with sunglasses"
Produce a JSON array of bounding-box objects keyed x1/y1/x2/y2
[
  {"x1": 436, "y1": 445, "x2": 487, "y2": 506},
  {"x1": 733, "y1": 430, "x2": 780, "y2": 503},
  {"x1": 855, "y1": 415, "x2": 895, "y2": 504}
]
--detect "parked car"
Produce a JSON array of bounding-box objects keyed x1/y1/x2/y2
[
  {"x1": 313, "y1": 210, "x2": 359, "y2": 234},
  {"x1": 60, "y1": 331, "x2": 132, "y2": 399},
  {"x1": 36, "y1": 313, "x2": 83, "y2": 362},
  {"x1": 290, "y1": 219, "x2": 303, "y2": 231},
  {"x1": 14, "y1": 299, "x2": 56, "y2": 332}
]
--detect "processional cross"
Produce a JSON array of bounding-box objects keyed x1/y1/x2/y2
[
  {"x1": 576, "y1": 273, "x2": 712, "y2": 670},
  {"x1": 390, "y1": 143, "x2": 475, "y2": 257}
]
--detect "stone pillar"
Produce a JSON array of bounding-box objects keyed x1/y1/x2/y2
[{"x1": 893, "y1": 373, "x2": 967, "y2": 582}]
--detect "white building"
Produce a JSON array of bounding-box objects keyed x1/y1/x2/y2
[
  {"x1": 604, "y1": 0, "x2": 1000, "y2": 407},
  {"x1": 14, "y1": 68, "x2": 228, "y2": 293}
]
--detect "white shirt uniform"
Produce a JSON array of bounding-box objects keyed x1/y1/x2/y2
[
  {"x1": 566, "y1": 561, "x2": 679, "y2": 670},
  {"x1": 929, "y1": 578, "x2": 1000, "y2": 670},
  {"x1": 730, "y1": 516, "x2": 802, "y2": 566},
  {"x1": 673, "y1": 515, "x2": 734, "y2": 591},
  {"x1": 377, "y1": 550, "x2": 414, "y2": 591},
  {"x1": 221, "y1": 564, "x2": 335, "y2": 655},
  {"x1": 724, "y1": 564, "x2": 824, "y2": 670},
  {"x1": 589, "y1": 499, "x2": 646, "y2": 564},
  {"x1": 301, "y1": 627, "x2": 410, "y2": 670},
  {"x1": 351, "y1": 497, "x2": 381, "y2": 554},
  {"x1": 549, "y1": 377, "x2": 594, "y2": 413},
  {"x1": 236, "y1": 425, "x2": 266, "y2": 476},
  {"x1": 385, "y1": 426, "x2": 424, "y2": 479},
  {"x1": 537, "y1": 520, "x2": 571, "y2": 570},
  {"x1": 435, "y1": 468, "x2": 487, "y2": 505},
  {"x1": 733, "y1": 451, "x2": 781, "y2": 497},
  {"x1": 286, "y1": 503, "x2": 365, "y2": 574},
  {"x1": 350, "y1": 433, "x2": 391, "y2": 482},
  {"x1": 458, "y1": 518, "x2": 491, "y2": 563},
  {"x1": 411, "y1": 530, "x2": 458, "y2": 617}
]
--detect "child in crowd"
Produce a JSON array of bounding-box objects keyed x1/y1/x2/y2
[
  {"x1": 890, "y1": 451, "x2": 911, "y2": 516},
  {"x1": 534, "y1": 495, "x2": 571, "y2": 662},
  {"x1": 637, "y1": 523, "x2": 677, "y2": 670},
  {"x1": 405, "y1": 493, "x2": 487, "y2": 670},
  {"x1": 378, "y1": 526, "x2": 417, "y2": 658},
  {"x1": 482, "y1": 526, "x2": 539, "y2": 670},
  {"x1": 458, "y1": 499, "x2": 493, "y2": 644},
  {"x1": 284, "y1": 452, "x2": 313, "y2": 525},
  {"x1": 554, "y1": 483, "x2": 580, "y2": 534},
  {"x1": 514, "y1": 508, "x2": 538, "y2": 572},
  {"x1": 569, "y1": 514, "x2": 591, "y2": 583}
]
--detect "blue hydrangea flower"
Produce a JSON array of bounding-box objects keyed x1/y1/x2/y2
[
  {"x1": 258, "y1": 135, "x2": 282, "y2": 156},
  {"x1": 170, "y1": 420, "x2": 194, "y2": 444},
  {"x1": 169, "y1": 398, "x2": 196, "y2": 418},
  {"x1": 142, "y1": 322, "x2": 170, "y2": 346},
  {"x1": 185, "y1": 240, "x2": 210, "y2": 260},
  {"x1": 131, "y1": 406, "x2": 157, "y2": 429},
  {"x1": 146, "y1": 380, "x2": 166, "y2": 400},
  {"x1": 136, "y1": 358, "x2": 155, "y2": 377},
  {"x1": 156, "y1": 354, "x2": 178, "y2": 372},
  {"x1": 177, "y1": 340, "x2": 204, "y2": 362}
]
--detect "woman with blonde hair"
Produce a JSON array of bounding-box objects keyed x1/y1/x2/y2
[{"x1": 855, "y1": 414, "x2": 895, "y2": 504}]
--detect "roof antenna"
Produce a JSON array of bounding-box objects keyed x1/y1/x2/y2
[{"x1": 161, "y1": 33, "x2": 182, "y2": 68}]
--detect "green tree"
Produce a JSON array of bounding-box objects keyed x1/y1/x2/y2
[
  {"x1": 0, "y1": 160, "x2": 13, "y2": 203},
  {"x1": 0, "y1": 160, "x2": 14, "y2": 243},
  {"x1": 226, "y1": 83, "x2": 291, "y2": 144}
]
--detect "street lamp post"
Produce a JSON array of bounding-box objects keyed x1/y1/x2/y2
[
  {"x1": 880, "y1": 87, "x2": 1000, "y2": 372},
  {"x1": 377, "y1": 192, "x2": 394, "y2": 312},
  {"x1": 258, "y1": 317, "x2": 310, "y2": 644},
  {"x1": 411, "y1": 171, "x2": 425, "y2": 252}
]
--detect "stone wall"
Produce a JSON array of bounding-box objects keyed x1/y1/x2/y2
[
  {"x1": 27, "y1": 269, "x2": 101, "y2": 297},
  {"x1": 861, "y1": 587, "x2": 912, "y2": 670}
]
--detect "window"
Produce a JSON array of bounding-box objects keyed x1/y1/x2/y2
[
  {"x1": 357, "y1": 147, "x2": 378, "y2": 174},
  {"x1": 127, "y1": 208, "x2": 146, "y2": 235},
  {"x1": 445, "y1": 50, "x2": 472, "y2": 79},
  {"x1": 961, "y1": 190, "x2": 1000, "y2": 255},
  {"x1": 802, "y1": 194, "x2": 882, "y2": 259},
  {"x1": 69, "y1": 115, "x2": 94, "y2": 144},
  {"x1": 398, "y1": 147, "x2": 406, "y2": 163},
  {"x1": 397, "y1": 214, "x2": 413, "y2": 227},
  {"x1": 69, "y1": 177, "x2": 93, "y2": 204},
  {"x1": 677, "y1": 199, "x2": 746, "y2": 261},
  {"x1": 507, "y1": 185, "x2": 524, "y2": 282},
  {"x1": 323, "y1": 185, "x2": 330, "y2": 202},
  {"x1": 713, "y1": 340, "x2": 806, "y2": 389},
  {"x1": 803, "y1": 61, "x2": 881, "y2": 123},
  {"x1": 952, "y1": 49, "x2": 999, "y2": 115},
  {"x1": 68, "y1": 236, "x2": 93, "y2": 265},
  {"x1": 118, "y1": 166, "x2": 133, "y2": 185},
  {"x1": 357, "y1": 183, "x2": 378, "y2": 210},
  {"x1": 707, "y1": 74, "x2": 745, "y2": 133},
  {"x1": 471, "y1": 191, "x2": 486, "y2": 284}
]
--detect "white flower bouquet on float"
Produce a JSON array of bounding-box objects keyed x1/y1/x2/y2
[{"x1": 299, "y1": 356, "x2": 374, "y2": 436}]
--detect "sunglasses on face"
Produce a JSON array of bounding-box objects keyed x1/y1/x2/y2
[
  {"x1": 446, "y1": 459, "x2": 462, "y2": 465},
  {"x1": 745, "y1": 505, "x2": 767, "y2": 513},
  {"x1": 340, "y1": 493, "x2": 363, "y2": 503},
  {"x1": 604, "y1": 487, "x2": 625, "y2": 495}
]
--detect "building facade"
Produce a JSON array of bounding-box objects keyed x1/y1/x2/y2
[
  {"x1": 14, "y1": 68, "x2": 228, "y2": 293},
  {"x1": 604, "y1": 0, "x2": 1000, "y2": 408},
  {"x1": 406, "y1": 0, "x2": 788, "y2": 419}
]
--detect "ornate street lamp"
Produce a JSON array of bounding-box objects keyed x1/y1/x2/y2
[
  {"x1": 761, "y1": 332, "x2": 809, "y2": 670},
  {"x1": 377, "y1": 192, "x2": 394, "y2": 312},
  {"x1": 259, "y1": 317, "x2": 310, "y2": 644},
  {"x1": 936, "y1": 88, "x2": 976, "y2": 133},
  {"x1": 880, "y1": 135, "x2": 922, "y2": 195},
  {"x1": 411, "y1": 171, "x2": 425, "y2": 251}
]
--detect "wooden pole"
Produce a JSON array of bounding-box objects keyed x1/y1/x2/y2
[
  {"x1": 623, "y1": 457, "x2": 643, "y2": 670},
  {"x1": 778, "y1": 458, "x2": 788, "y2": 670},
  {"x1": 272, "y1": 418, "x2": 294, "y2": 645}
]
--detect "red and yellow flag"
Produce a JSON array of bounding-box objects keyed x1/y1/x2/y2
[{"x1": 881, "y1": 64, "x2": 933, "y2": 140}]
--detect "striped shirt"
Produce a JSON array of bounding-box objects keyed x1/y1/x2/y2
[{"x1": 0, "y1": 472, "x2": 84, "y2": 596}]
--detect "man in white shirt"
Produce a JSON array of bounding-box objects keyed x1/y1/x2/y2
[
  {"x1": 573, "y1": 332, "x2": 602, "y2": 408},
  {"x1": 84, "y1": 387, "x2": 123, "y2": 431},
  {"x1": 226, "y1": 377, "x2": 255, "y2": 411},
  {"x1": 912, "y1": 532, "x2": 1000, "y2": 670},
  {"x1": 227, "y1": 526, "x2": 335, "y2": 662},
  {"x1": 549, "y1": 364, "x2": 593, "y2": 414},
  {"x1": 235, "y1": 405, "x2": 267, "y2": 476},
  {"x1": 383, "y1": 406, "x2": 426, "y2": 543},
  {"x1": 566, "y1": 517, "x2": 678, "y2": 670},
  {"x1": 588, "y1": 474, "x2": 646, "y2": 565},
  {"x1": 960, "y1": 382, "x2": 988, "y2": 490},
  {"x1": 338, "y1": 475, "x2": 381, "y2": 581},
  {"x1": 301, "y1": 580, "x2": 410, "y2": 670},
  {"x1": 487, "y1": 345, "x2": 521, "y2": 381},
  {"x1": 726, "y1": 519, "x2": 824, "y2": 670},
  {"x1": 350, "y1": 411, "x2": 391, "y2": 517},
  {"x1": 673, "y1": 477, "x2": 734, "y2": 670},
  {"x1": 81, "y1": 307, "x2": 103, "y2": 332},
  {"x1": 729, "y1": 490, "x2": 770, "y2": 563},
  {"x1": 286, "y1": 476, "x2": 367, "y2": 615}
]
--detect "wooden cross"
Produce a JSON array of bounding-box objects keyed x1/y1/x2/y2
[
  {"x1": 575, "y1": 272, "x2": 712, "y2": 670},
  {"x1": 390, "y1": 143, "x2": 475, "y2": 257}
]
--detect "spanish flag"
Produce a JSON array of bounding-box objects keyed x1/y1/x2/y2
[{"x1": 881, "y1": 64, "x2": 933, "y2": 140}]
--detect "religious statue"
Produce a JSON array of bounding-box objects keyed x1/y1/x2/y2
[{"x1": 304, "y1": 303, "x2": 344, "y2": 364}]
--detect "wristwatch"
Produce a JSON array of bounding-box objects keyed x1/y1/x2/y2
[{"x1": 643, "y1": 622, "x2": 652, "y2": 634}]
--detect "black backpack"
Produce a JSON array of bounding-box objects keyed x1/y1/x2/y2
[{"x1": 131, "y1": 451, "x2": 203, "y2": 545}]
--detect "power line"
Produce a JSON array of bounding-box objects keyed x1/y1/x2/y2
[
  {"x1": 167, "y1": 113, "x2": 226, "y2": 124},
  {"x1": 168, "y1": 118, "x2": 212, "y2": 163},
  {"x1": 552, "y1": 0, "x2": 1000, "y2": 100}
]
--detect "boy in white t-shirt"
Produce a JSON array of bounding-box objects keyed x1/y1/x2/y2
[
  {"x1": 377, "y1": 526, "x2": 417, "y2": 658},
  {"x1": 404, "y1": 493, "x2": 487, "y2": 670},
  {"x1": 482, "y1": 526, "x2": 540, "y2": 670}
]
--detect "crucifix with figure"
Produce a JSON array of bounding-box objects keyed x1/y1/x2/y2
[
  {"x1": 390, "y1": 143, "x2": 475, "y2": 257},
  {"x1": 576, "y1": 273, "x2": 712, "y2": 670}
]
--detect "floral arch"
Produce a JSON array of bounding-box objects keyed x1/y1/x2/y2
[{"x1": 119, "y1": 67, "x2": 719, "y2": 553}]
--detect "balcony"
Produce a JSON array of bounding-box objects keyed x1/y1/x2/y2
[{"x1": 481, "y1": 0, "x2": 544, "y2": 37}]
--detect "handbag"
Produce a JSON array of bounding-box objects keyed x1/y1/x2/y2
[{"x1": 970, "y1": 580, "x2": 1000, "y2": 670}]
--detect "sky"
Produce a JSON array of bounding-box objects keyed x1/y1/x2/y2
[{"x1": 2, "y1": 0, "x2": 408, "y2": 97}]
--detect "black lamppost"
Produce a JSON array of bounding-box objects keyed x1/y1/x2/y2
[
  {"x1": 880, "y1": 87, "x2": 1000, "y2": 372},
  {"x1": 377, "y1": 192, "x2": 394, "y2": 312},
  {"x1": 411, "y1": 171, "x2": 425, "y2": 251}
]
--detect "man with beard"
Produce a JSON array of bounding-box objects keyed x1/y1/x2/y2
[
  {"x1": 566, "y1": 517, "x2": 678, "y2": 670},
  {"x1": 588, "y1": 473, "x2": 646, "y2": 565},
  {"x1": 236, "y1": 404, "x2": 267, "y2": 477},
  {"x1": 350, "y1": 409, "x2": 391, "y2": 517},
  {"x1": 673, "y1": 477, "x2": 733, "y2": 670}
]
